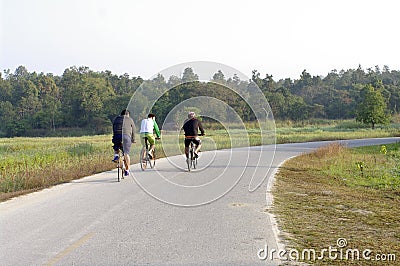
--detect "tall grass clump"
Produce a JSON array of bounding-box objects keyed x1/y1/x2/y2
[{"x1": 306, "y1": 142, "x2": 400, "y2": 190}]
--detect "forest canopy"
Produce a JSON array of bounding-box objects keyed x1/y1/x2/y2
[{"x1": 0, "y1": 65, "x2": 398, "y2": 137}]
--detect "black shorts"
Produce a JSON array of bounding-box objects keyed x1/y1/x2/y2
[
  {"x1": 184, "y1": 137, "x2": 201, "y2": 148},
  {"x1": 112, "y1": 134, "x2": 132, "y2": 154},
  {"x1": 112, "y1": 135, "x2": 122, "y2": 151}
]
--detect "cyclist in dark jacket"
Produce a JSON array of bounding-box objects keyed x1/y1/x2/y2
[
  {"x1": 182, "y1": 111, "x2": 204, "y2": 159},
  {"x1": 112, "y1": 109, "x2": 136, "y2": 176}
]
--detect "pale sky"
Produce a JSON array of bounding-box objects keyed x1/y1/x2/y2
[{"x1": 1, "y1": 0, "x2": 399, "y2": 80}]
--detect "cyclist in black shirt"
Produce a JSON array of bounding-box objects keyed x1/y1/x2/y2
[{"x1": 182, "y1": 111, "x2": 205, "y2": 159}]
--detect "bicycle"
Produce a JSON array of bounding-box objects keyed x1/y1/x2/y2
[
  {"x1": 140, "y1": 137, "x2": 156, "y2": 170},
  {"x1": 185, "y1": 133, "x2": 205, "y2": 171},
  {"x1": 114, "y1": 146, "x2": 126, "y2": 182},
  {"x1": 186, "y1": 140, "x2": 198, "y2": 171}
]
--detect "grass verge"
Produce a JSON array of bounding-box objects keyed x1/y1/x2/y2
[
  {"x1": 273, "y1": 142, "x2": 399, "y2": 265},
  {"x1": 1, "y1": 120, "x2": 399, "y2": 202},
  {"x1": 0, "y1": 136, "x2": 115, "y2": 201}
]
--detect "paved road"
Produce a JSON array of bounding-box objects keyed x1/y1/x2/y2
[{"x1": 1, "y1": 138, "x2": 399, "y2": 266}]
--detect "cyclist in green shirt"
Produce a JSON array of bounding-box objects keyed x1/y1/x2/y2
[{"x1": 139, "y1": 113, "x2": 161, "y2": 159}]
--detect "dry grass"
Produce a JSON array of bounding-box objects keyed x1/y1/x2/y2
[
  {"x1": 273, "y1": 143, "x2": 399, "y2": 265},
  {"x1": 311, "y1": 142, "x2": 346, "y2": 158},
  {"x1": 0, "y1": 136, "x2": 116, "y2": 201},
  {"x1": 1, "y1": 121, "x2": 399, "y2": 202}
]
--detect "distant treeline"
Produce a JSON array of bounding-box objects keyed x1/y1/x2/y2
[{"x1": 0, "y1": 65, "x2": 399, "y2": 137}]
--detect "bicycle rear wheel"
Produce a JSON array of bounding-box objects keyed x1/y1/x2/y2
[
  {"x1": 121, "y1": 158, "x2": 125, "y2": 179},
  {"x1": 192, "y1": 157, "x2": 197, "y2": 169},
  {"x1": 140, "y1": 147, "x2": 147, "y2": 171},
  {"x1": 187, "y1": 156, "x2": 191, "y2": 172},
  {"x1": 118, "y1": 150, "x2": 125, "y2": 181},
  {"x1": 188, "y1": 147, "x2": 194, "y2": 171},
  {"x1": 193, "y1": 150, "x2": 198, "y2": 169},
  {"x1": 192, "y1": 143, "x2": 198, "y2": 170},
  {"x1": 117, "y1": 164, "x2": 121, "y2": 182},
  {"x1": 117, "y1": 158, "x2": 122, "y2": 182}
]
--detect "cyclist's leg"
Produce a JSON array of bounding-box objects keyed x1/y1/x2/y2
[
  {"x1": 184, "y1": 138, "x2": 191, "y2": 158},
  {"x1": 113, "y1": 149, "x2": 119, "y2": 162},
  {"x1": 122, "y1": 135, "x2": 132, "y2": 173},
  {"x1": 140, "y1": 144, "x2": 146, "y2": 170},
  {"x1": 141, "y1": 147, "x2": 147, "y2": 162},
  {"x1": 193, "y1": 138, "x2": 202, "y2": 156},
  {"x1": 124, "y1": 154, "x2": 130, "y2": 172},
  {"x1": 140, "y1": 134, "x2": 147, "y2": 162},
  {"x1": 146, "y1": 133, "x2": 156, "y2": 156},
  {"x1": 140, "y1": 134, "x2": 146, "y2": 146},
  {"x1": 112, "y1": 135, "x2": 122, "y2": 161}
]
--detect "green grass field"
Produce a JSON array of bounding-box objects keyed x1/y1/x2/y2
[
  {"x1": 0, "y1": 135, "x2": 114, "y2": 200},
  {"x1": 0, "y1": 120, "x2": 399, "y2": 201},
  {"x1": 273, "y1": 142, "x2": 399, "y2": 265}
]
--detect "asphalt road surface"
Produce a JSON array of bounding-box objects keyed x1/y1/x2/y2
[{"x1": 1, "y1": 137, "x2": 399, "y2": 266}]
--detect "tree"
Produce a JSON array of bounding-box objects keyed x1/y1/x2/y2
[
  {"x1": 167, "y1": 75, "x2": 181, "y2": 88},
  {"x1": 35, "y1": 74, "x2": 61, "y2": 130},
  {"x1": 212, "y1": 70, "x2": 226, "y2": 84},
  {"x1": 0, "y1": 101, "x2": 16, "y2": 136},
  {"x1": 2, "y1": 64, "x2": 400, "y2": 136},
  {"x1": 356, "y1": 84, "x2": 390, "y2": 129},
  {"x1": 181, "y1": 67, "x2": 199, "y2": 83},
  {"x1": 60, "y1": 66, "x2": 115, "y2": 128}
]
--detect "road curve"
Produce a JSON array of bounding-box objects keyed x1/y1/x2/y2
[{"x1": 1, "y1": 137, "x2": 398, "y2": 266}]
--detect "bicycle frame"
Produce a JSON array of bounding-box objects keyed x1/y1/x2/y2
[
  {"x1": 140, "y1": 137, "x2": 155, "y2": 170},
  {"x1": 117, "y1": 147, "x2": 125, "y2": 182},
  {"x1": 187, "y1": 140, "x2": 198, "y2": 171}
]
